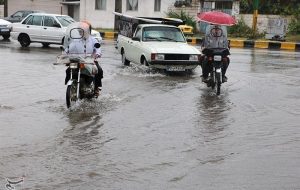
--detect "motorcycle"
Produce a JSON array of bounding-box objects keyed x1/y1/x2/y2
[
  {"x1": 201, "y1": 48, "x2": 230, "y2": 95},
  {"x1": 64, "y1": 55, "x2": 99, "y2": 108},
  {"x1": 56, "y1": 22, "x2": 101, "y2": 108}
]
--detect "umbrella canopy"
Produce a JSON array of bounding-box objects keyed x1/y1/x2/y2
[{"x1": 197, "y1": 11, "x2": 236, "y2": 26}]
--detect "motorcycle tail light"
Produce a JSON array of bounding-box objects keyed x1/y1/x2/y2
[
  {"x1": 79, "y1": 63, "x2": 85, "y2": 69},
  {"x1": 222, "y1": 57, "x2": 228, "y2": 63}
]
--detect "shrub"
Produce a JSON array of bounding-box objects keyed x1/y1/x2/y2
[
  {"x1": 228, "y1": 17, "x2": 265, "y2": 39},
  {"x1": 166, "y1": 10, "x2": 197, "y2": 33}
]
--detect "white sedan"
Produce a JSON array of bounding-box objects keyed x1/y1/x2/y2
[
  {"x1": 0, "y1": 19, "x2": 12, "y2": 40},
  {"x1": 10, "y1": 13, "x2": 102, "y2": 47}
]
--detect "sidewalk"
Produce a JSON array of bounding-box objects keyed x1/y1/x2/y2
[{"x1": 100, "y1": 32, "x2": 300, "y2": 51}]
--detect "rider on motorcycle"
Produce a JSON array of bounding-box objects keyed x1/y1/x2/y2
[
  {"x1": 200, "y1": 24, "x2": 230, "y2": 82},
  {"x1": 64, "y1": 21, "x2": 103, "y2": 96}
]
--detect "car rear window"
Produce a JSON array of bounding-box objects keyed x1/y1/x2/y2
[
  {"x1": 56, "y1": 16, "x2": 75, "y2": 27},
  {"x1": 23, "y1": 15, "x2": 42, "y2": 26}
]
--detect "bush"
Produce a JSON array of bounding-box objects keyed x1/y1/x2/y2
[
  {"x1": 166, "y1": 10, "x2": 197, "y2": 33},
  {"x1": 287, "y1": 8, "x2": 300, "y2": 34},
  {"x1": 228, "y1": 17, "x2": 265, "y2": 39}
]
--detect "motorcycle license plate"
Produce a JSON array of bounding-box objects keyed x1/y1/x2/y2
[
  {"x1": 167, "y1": 66, "x2": 185, "y2": 71},
  {"x1": 214, "y1": 55, "x2": 222, "y2": 61}
]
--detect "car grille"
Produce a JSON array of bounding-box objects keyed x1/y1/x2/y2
[{"x1": 164, "y1": 54, "x2": 190, "y2": 60}]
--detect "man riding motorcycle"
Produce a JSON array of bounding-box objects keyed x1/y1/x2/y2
[
  {"x1": 200, "y1": 24, "x2": 230, "y2": 83},
  {"x1": 63, "y1": 21, "x2": 103, "y2": 96}
]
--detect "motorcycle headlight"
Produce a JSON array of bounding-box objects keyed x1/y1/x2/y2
[{"x1": 189, "y1": 55, "x2": 199, "y2": 61}]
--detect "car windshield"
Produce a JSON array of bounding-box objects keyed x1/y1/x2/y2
[
  {"x1": 143, "y1": 26, "x2": 186, "y2": 42},
  {"x1": 56, "y1": 16, "x2": 75, "y2": 27}
]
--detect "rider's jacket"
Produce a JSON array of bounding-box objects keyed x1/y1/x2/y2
[
  {"x1": 203, "y1": 25, "x2": 229, "y2": 49},
  {"x1": 65, "y1": 36, "x2": 101, "y2": 57}
]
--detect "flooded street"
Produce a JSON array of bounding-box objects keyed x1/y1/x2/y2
[{"x1": 1, "y1": 39, "x2": 300, "y2": 190}]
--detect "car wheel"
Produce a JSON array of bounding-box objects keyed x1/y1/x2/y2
[
  {"x1": 19, "y1": 34, "x2": 31, "y2": 47},
  {"x1": 142, "y1": 57, "x2": 149, "y2": 66},
  {"x1": 2, "y1": 34, "x2": 10, "y2": 40},
  {"x1": 121, "y1": 52, "x2": 130, "y2": 66},
  {"x1": 42, "y1": 43, "x2": 50, "y2": 47}
]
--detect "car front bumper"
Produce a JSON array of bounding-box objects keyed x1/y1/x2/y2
[{"x1": 149, "y1": 60, "x2": 200, "y2": 70}]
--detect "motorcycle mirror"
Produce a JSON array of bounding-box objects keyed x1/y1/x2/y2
[{"x1": 94, "y1": 43, "x2": 101, "y2": 48}]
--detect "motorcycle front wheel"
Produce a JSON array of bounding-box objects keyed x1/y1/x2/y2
[
  {"x1": 215, "y1": 72, "x2": 221, "y2": 95},
  {"x1": 66, "y1": 84, "x2": 77, "y2": 108}
]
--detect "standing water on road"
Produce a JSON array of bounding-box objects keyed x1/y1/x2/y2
[{"x1": 0, "y1": 39, "x2": 300, "y2": 189}]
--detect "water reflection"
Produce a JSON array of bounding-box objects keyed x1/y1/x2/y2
[{"x1": 197, "y1": 91, "x2": 232, "y2": 128}]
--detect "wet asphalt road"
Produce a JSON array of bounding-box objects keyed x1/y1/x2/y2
[{"x1": 0, "y1": 38, "x2": 300, "y2": 190}]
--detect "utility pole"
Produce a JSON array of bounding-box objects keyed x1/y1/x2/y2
[
  {"x1": 252, "y1": 0, "x2": 259, "y2": 31},
  {"x1": 4, "y1": 0, "x2": 7, "y2": 17}
]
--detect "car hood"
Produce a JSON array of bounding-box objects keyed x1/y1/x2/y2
[
  {"x1": 144, "y1": 42, "x2": 200, "y2": 54},
  {"x1": 0, "y1": 19, "x2": 12, "y2": 25}
]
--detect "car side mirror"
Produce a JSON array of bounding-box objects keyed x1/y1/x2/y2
[
  {"x1": 132, "y1": 36, "x2": 140, "y2": 41},
  {"x1": 94, "y1": 43, "x2": 101, "y2": 48}
]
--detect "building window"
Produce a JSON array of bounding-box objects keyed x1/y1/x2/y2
[
  {"x1": 95, "y1": 0, "x2": 106, "y2": 10},
  {"x1": 154, "y1": 0, "x2": 161, "y2": 12},
  {"x1": 127, "y1": 0, "x2": 138, "y2": 11}
]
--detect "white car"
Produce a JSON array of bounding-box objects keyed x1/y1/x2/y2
[
  {"x1": 0, "y1": 19, "x2": 12, "y2": 40},
  {"x1": 116, "y1": 24, "x2": 201, "y2": 72},
  {"x1": 10, "y1": 13, "x2": 102, "y2": 47}
]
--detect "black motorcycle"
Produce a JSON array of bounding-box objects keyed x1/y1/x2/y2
[
  {"x1": 201, "y1": 48, "x2": 230, "y2": 95},
  {"x1": 65, "y1": 56, "x2": 99, "y2": 108}
]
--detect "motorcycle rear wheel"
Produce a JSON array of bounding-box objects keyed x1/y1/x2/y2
[
  {"x1": 216, "y1": 72, "x2": 221, "y2": 95},
  {"x1": 66, "y1": 84, "x2": 77, "y2": 108}
]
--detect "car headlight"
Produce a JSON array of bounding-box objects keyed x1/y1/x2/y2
[
  {"x1": 155, "y1": 54, "x2": 165, "y2": 60},
  {"x1": 189, "y1": 55, "x2": 199, "y2": 61}
]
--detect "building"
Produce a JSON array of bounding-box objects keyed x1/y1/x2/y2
[
  {"x1": 198, "y1": 0, "x2": 240, "y2": 16},
  {"x1": 198, "y1": 0, "x2": 240, "y2": 32},
  {"x1": 6, "y1": 0, "x2": 177, "y2": 29}
]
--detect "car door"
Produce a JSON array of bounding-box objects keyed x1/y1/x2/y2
[
  {"x1": 127, "y1": 26, "x2": 142, "y2": 63},
  {"x1": 41, "y1": 16, "x2": 64, "y2": 43},
  {"x1": 21, "y1": 15, "x2": 43, "y2": 41}
]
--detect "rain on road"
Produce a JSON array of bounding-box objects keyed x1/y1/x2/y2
[{"x1": 0, "y1": 38, "x2": 300, "y2": 190}]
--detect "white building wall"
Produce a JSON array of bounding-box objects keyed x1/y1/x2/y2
[
  {"x1": 80, "y1": 0, "x2": 176, "y2": 29},
  {"x1": 7, "y1": 0, "x2": 66, "y2": 16},
  {"x1": 0, "y1": 5, "x2": 4, "y2": 18}
]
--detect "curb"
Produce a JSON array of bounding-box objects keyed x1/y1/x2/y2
[
  {"x1": 100, "y1": 31, "x2": 118, "y2": 39},
  {"x1": 187, "y1": 37, "x2": 300, "y2": 51},
  {"x1": 99, "y1": 32, "x2": 300, "y2": 51}
]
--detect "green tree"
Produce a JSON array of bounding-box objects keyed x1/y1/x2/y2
[{"x1": 0, "y1": 0, "x2": 4, "y2": 5}]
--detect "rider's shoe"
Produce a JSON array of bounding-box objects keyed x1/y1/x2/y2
[
  {"x1": 201, "y1": 75, "x2": 209, "y2": 83},
  {"x1": 222, "y1": 76, "x2": 228, "y2": 83},
  {"x1": 94, "y1": 87, "x2": 101, "y2": 97}
]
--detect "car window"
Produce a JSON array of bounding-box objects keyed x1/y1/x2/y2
[
  {"x1": 56, "y1": 16, "x2": 75, "y2": 27},
  {"x1": 12, "y1": 11, "x2": 23, "y2": 18},
  {"x1": 143, "y1": 26, "x2": 185, "y2": 42},
  {"x1": 25, "y1": 15, "x2": 42, "y2": 26},
  {"x1": 22, "y1": 15, "x2": 33, "y2": 24},
  {"x1": 44, "y1": 16, "x2": 59, "y2": 27},
  {"x1": 23, "y1": 11, "x2": 32, "y2": 17},
  {"x1": 135, "y1": 27, "x2": 142, "y2": 39}
]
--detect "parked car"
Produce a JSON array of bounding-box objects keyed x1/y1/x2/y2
[
  {"x1": 4, "y1": 10, "x2": 42, "y2": 23},
  {"x1": 11, "y1": 13, "x2": 102, "y2": 47},
  {"x1": 0, "y1": 19, "x2": 12, "y2": 40}
]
